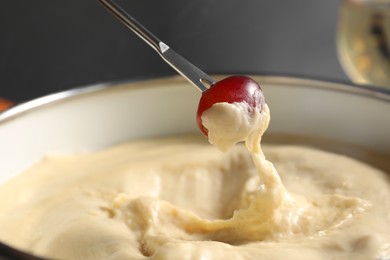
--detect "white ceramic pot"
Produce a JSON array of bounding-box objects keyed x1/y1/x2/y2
[{"x1": 0, "y1": 75, "x2": 389, "y2": 259}]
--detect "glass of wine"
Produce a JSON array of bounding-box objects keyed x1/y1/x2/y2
[{"x1": 337, "y1": 0, "x2": 390, "y2": 88}]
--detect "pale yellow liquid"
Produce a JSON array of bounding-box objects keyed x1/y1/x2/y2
[
  {"x1": 0, "y1": 135, "x2": 389, "y2": 259},
  {"x1": 337, "y1": 0, "x2": 390, "y2": 87}
]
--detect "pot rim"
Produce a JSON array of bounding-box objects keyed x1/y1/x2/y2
[{"x1": 1, "y1": 73, "x2": 389, "y2": 126}]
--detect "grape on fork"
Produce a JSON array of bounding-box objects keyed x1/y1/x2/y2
[{"x1": 98, "y1": 0, "x2": 265, "y2": 135}]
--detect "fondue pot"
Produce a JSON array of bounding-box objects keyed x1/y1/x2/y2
[{"x1": 0, "y1": 75, "x2": 389, "y2": 259}]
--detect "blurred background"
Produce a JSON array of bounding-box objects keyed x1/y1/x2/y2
[{"x1": 0, "y1": 0, "x2": 348, "y2": 103}]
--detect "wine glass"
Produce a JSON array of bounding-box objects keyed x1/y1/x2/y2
[{"x1": 337, "y1": 0, "x2": 390, "y2": 88}]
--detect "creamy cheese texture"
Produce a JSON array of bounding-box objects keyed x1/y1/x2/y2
[
  {"x1": 201, "y1": 101, "x2": 263, "y2": 152},
  {"x1": 0, "y1": 102, "x2": 389, "y2": 259}
]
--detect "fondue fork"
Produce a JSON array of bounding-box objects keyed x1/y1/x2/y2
[{"x1": 97, "y1": 0, "x2": 215, "y2": 92}]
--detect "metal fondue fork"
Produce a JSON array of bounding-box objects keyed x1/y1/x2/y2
[{"x1": 97, "y1": 0, "x2": 215, "y2": 92}]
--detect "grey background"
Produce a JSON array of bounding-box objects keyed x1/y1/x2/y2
[{"x1": 0, "y1": 0, "x2": 348, "y2": 102}]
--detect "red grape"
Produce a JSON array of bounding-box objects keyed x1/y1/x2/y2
[{"x1": 196, "y1": 76, "x2": 265, "y2": 136}]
